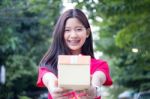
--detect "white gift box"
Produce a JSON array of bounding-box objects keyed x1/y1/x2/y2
[{"x1": 58, "y1": 55, "x2": 91, "y2": 90}]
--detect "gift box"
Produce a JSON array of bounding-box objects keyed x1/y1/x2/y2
[{"x1": 58, "y1": 55, "x2": 91, "y2": 90}]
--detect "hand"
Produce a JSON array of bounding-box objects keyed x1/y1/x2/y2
[
  {"x1": 75, "y1": 87, "x2": 97, "y2": 99},
  {"x1": 47, "y1": 80, "x2": 72, "y2": 99},
  {"x1": 49, "y1": 87, "x2": 71, "y2": 99}
]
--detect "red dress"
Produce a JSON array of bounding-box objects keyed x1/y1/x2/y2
[{"x1": 37, "y1": 58, "x2": 113, "y2": 99}]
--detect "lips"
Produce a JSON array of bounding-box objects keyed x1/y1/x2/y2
[{"x1": 67, "y1": 40, "x2": 80, "y2": 46}]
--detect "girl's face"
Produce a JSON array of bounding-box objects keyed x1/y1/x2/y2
[{"x1": 64, "y1": 18, "x2": 89, "y2": 55}]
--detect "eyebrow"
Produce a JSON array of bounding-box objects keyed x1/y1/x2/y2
[{"x1": 65, "y1": 26, "x2": 84, "y2": 28}]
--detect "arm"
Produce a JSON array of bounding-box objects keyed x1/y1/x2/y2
[
  {"x1": 42, "y1": 72, "x2": 71, "y2": 99},
  {"x1": 91, "y1": 71, "x2": 106, "y2": 98},
  {"x1": 42, "y1": 72, "x2": 58, "y2": 93},
  {"x1": 75, "y1": 71, "x2": 106, "y2": 99},
  {"x1": 83, "y1": 60, "x2": 112, "y2": 99},
  {"x1": 91, "y1": 71, "x2": 106, "y2": 86}
]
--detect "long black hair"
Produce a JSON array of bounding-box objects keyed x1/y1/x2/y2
[{"x1": 40, "y1": 9, "x2": 95, "y2": 75}]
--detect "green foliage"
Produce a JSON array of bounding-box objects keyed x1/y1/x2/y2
[
  {"x1": 75, "y1": 0, "x2": 150, "y2": 93},
  {"x1": 0, "y1": 0, "x2": 62, "y2": 98},
  {"x1": 18, "y1": 96, "x2": 32, "y2": 99}
]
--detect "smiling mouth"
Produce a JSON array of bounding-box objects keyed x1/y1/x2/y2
[{"x1": 68, "y1": 40, "x2": 80, "y2": 45}]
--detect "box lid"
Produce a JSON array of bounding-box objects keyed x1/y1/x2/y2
[{"x1": 58, "y1": 55, "x2": 90, "y2": 65}]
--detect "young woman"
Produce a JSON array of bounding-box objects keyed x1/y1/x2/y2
[{"x1": 37, "y1": 8, "x2": 113, "y2": 99}]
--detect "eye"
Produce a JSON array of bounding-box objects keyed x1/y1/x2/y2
[
  {"x1": 65, "y1": 29, "x2": 71, "y2": 33},
  {"x1": 76, "y1": 28, "x2": 83, "y2": 32}
]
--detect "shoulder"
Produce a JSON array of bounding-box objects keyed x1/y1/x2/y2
[
  {"x1": 90, "y1": 58, "x2": 109, "y2": 74},
  {"x1": 91, "y1": 58, "x2": 108, "y2": 65}
]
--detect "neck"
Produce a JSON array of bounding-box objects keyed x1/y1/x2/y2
[{"x1": 71, "y1": 50, "x2": 81, "y2": 55}]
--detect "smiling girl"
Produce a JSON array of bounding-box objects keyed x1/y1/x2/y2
[{"x1": 37, "y1": 8, "x2": 113, "y2": 99}]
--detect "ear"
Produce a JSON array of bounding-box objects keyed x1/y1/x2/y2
[{"x1": 86, "y1": 28, "x2": 91, "y2": 38}]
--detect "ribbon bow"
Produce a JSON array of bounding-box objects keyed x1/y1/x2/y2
[{"x1": 63, "y1": 91, "x2": 87, "y2": 99}]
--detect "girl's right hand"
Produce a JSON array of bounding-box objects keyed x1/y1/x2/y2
[
  {"x1": 42, "y1": 72, "x2": 75, "y2": 98},
  {"x1": 42, "y1": 72, "x2": 71, "y2": 99},
  {"x1": 49, "y1": 87, "x2": 71, "y2": 99}
]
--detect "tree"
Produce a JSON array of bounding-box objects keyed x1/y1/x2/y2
[
  {"x1": 75, "y1": 0, "x2": 150, "y2": 92},
  {"x1": 0, "y1": 0, "x2": 62, "y2": 98}
]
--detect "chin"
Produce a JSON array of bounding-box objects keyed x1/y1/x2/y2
[
  {"x1": 69, "y1": 47, "x2": 81, "y2": 51},
  {"x1": 70, "y1": 48, "x2": 80, "y2": 51}
]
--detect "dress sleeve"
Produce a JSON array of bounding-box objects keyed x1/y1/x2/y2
[
  {"x1": 36, "y1": 67, "x2": 53, "y2": 87},
  {"x1": 96, "y1": 61, "x2": 113, "y2": 86}
]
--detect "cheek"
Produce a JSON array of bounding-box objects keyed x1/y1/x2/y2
[
  {"x1": 81, "y1": 34, "x2": 88, "y2": 41},
  {"x1": 64, "y1": 33, "x2": 67, "y2": 41},
  {"x1": 83, "y1": 37, "x2": 87, "y2": 43},
  {"x1": 80, "y1": 36, "x2": 87, "y2": 46}
]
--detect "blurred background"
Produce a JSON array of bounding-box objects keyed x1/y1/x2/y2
[{"x1": 0, "y1": 0, "x2": 150, "y2": 99}]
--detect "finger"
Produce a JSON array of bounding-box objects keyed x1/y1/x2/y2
[
  {"x1": 85, "y1": 96, "x2": 95, "y2": 99},
  {"x1": 74, "y1": 89, "x2": 88, "y2": 97},
  {"x1": 51, "y1": 92, "x2": 62, "y2": 99},
  {"x1": 61, "y1": 89, "x2": 72, "y2": 94},
  {"x1": 75, "y1": 89, "x2": 83, "y2": 93},
  {"x1": 54, "y1": 95, "x2": 69, "y2": 99},
  {"x1": 56, "y1": 96, "x2": 69, "y2": 99},
  {"x1": 55, "y1": 88, "x2": 71, "y2": 94},
  {"x1": 53, "y1": 87, "x2": 64, "y2": 93},
  {"x1": 62, "y1": 89, "x2": 74, "y2": 97},
  {"x1": 86, "y1": 87, "x2": 97, "y2": 97},
  {"x1": 76, "y1": 89, "x2": 88, "y2": 93},
  {"x1": 51, "y1": 87, "x2": 72, "y2": 98},
  {"x1": 55, "y1": 91, "x2": 72, "y2": 99},
  {"x1": 54, "y1": 80, "x2": 58, "y2": 86}
]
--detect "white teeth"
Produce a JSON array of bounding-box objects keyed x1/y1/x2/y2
[
  {"x1": 68, "y1": 40, "x2": 80, "y2": 45},
  {"x1": 70, "y1": 41, "x2": 78, "y2": 43}
]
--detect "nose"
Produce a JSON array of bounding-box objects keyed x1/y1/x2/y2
[{"x1": 70, "y1": 30, "x2": 78, "y2": 38}]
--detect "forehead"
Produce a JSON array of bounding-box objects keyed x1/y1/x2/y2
[{"x1": 65, "y1": 18, "x2": 83, "y2": 28}]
